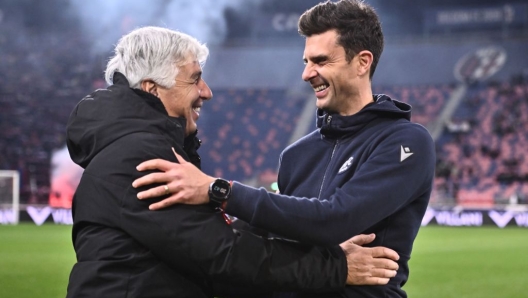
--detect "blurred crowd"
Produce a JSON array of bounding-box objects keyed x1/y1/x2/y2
[
  {"x1": 0, "y1": 13, "x2": 103, "y2": 204},
  {"x1": 1, "y1": 2, "x2": 528, "y2": 208},
  {"x1": 432, "y1": 77, "x2": 528, "y2": 206}
]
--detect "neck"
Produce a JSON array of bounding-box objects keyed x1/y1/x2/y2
[{"x1": 340, "y1": 86, "x2": 374, "y2": 116}]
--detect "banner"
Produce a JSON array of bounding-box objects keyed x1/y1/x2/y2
[
  {"x1": 422, "y1": 207, "x2": 528, "y2": 228},
  {"x1": 5, "y1": 206, "x2": 528, "y2": 228},
  {"x1": 425, "y1": 4, "x2": 528, "y2": 30}
]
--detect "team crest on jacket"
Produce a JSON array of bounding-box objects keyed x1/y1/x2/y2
[{"x1": 338, "y1": 156, "x2": 354, "y2": 173}]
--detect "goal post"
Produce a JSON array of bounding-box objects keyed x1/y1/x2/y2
[{"x1": 0, "y1": 170, "x2": 20, "y2": 225}]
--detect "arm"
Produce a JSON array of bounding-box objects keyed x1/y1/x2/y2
[
  {"x1": 226, "y1": 126, "x2": 435, "y2": 245},
  {"x1": 134, "y1": 126, "x2": 435, "y2": 246},
  {"x1": 108, "y1": 133, "x2": 398, "y2": 290}
]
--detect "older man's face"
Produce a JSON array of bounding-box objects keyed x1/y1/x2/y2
[{"x1": 157, "y1": 60, "x2": 213, "y2": 136}]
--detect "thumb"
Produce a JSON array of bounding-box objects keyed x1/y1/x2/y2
[{"x1": 172, "y1": 147, "x2": 187, "y2": 164}]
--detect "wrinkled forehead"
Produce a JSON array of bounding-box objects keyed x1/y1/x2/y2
[
  {"x1": 175, "y1": 59, "x2": 202, "y2": 78},
  {"x1": 303, "y1": 31, "x2": 342, "y2": 60}
]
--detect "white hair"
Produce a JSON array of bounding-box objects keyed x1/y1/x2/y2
[{"x1": 104, "y1": 26, "x2": 209, "y2": 89}]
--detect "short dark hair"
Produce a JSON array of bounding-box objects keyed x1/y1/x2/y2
[{"x1": 298, "y1": 0, "x2": 384, "y2": 79}]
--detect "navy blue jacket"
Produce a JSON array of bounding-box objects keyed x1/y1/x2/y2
[{"x1": 226, "y1": 95, "x2": 436, "y2": 298}]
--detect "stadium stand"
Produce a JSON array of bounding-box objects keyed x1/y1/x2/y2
[
  {"x1": 0, "y1": 18, "x2": 97, "y2": 205},
  {"x1": 434, "y1": 78, "x2": 528, "y2": 207},
  {"x1": 199, "y1": 88, "x2": 304, "y2": 183},
  {"x1": 1, "y1": 0, "x2": 528, "y2": 211},
  {"x1": 373, "y1": 84, "x2": 454, "y2": 128}
]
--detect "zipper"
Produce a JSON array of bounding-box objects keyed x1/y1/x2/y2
[{"x1": 318, "y1": 139, "x2": 338, "y2": 199}]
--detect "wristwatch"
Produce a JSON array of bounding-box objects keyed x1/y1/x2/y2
[{"x1": 208, "y1": 178, "x2": 231, "y2": 210}]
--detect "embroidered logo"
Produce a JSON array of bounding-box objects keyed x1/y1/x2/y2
[
  {"x1": 338, "y1": 156, "x2": 354, "y2": 173},
  {"x1": 400, "y1": 145, "x2": 414, "y2": 162}
]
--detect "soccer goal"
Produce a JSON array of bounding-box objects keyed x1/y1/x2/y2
[{"x1": 0, "y1": 170, "x2": 20, "y2": 225}]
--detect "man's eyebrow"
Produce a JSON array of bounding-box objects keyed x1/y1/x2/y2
[{"x1": 304, "y1": 55, "x2": 329, "y2": 64}]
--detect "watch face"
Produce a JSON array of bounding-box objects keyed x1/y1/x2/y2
[{"x1": 212, "y1": 179, "x2": 231, "y2": 199}]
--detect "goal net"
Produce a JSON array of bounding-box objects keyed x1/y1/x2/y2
[{"x1": 0, "y1": 170, "x2": 20, "y2": 225}]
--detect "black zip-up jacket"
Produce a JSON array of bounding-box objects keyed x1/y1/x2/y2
[
  {"x1": 65, "y1": 73, "x2": 347, "y2": 298},
  {"x1": 225, "y1": 95, "x2": 436, "y2": 297}
]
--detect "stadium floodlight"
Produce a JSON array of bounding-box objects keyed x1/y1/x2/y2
[{"x1": 0, "y1": 170, "x2": 20, "y2": 225}]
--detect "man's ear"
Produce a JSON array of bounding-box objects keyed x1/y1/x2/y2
[
  {"x1": 357, "y1": 50, "x2": 373, "y2": 77},
  {"x1": 140, "y1": 80, "x2": 158, "y2": 97}
]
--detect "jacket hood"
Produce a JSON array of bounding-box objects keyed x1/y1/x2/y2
[
  {"x1": 67, "y1": 72, "x2": 188, "y2": 168},
  {"x1": 316, "y1": 94, "x2": 411, "y2": 138}
]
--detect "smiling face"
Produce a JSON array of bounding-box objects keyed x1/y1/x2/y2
[
  {"x1": 302, "y1": 30, "x2": 368, "y2": 116},
  {"x1": 156, "y1": 60, "x2": 213, "y2": 136}
]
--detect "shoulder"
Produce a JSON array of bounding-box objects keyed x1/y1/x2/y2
[
  {"x1": 114, "y1": 132, "x2": 176, "y2": 160},
  {"x1": 379, "y1": 119, "x2": 433, "y2": 145},
  {"x1": 89, "y1": 132, "x2": 177, "y2": 171},
  {"x1": 367, "y1": 120, "x2": 435, "y2": 165},
  {"x1": 282, "y1": 129, "x2": 321, "y2": 153},
  {"x1": 398, "y1": 121, "x2": 434, "y2": 148}
]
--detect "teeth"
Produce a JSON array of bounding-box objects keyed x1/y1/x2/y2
[
  {"x1": 193, "y1": 107, "x2": 201, "y2": 113},
  {"x1": 314, "y1": 85, "x2": 328, "y2": 92}
]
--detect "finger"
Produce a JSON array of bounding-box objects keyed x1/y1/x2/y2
[
  {"x1": 349, "y1": 234, "x2": 375, "y2": 246},
  {"x1": 149, "y1": 195, "x2": 181, "y2": 210},
  {"x1": 371, "y1": 247, "x2": 400, "y2": 261},
  {"x1": 172, "y1": 148, "x2": 188, "y2": 164},
  {"x1": 137, "y1": 184, "x2": 172, "y2": 200},
  {"x1": 371, "y1": 258, "x2": 399, "y2": 271},
  {"x1": 132, "y1": 172, "x2": 170, "y2": 188},
  {"x1": 136, "y1": 159, "x2": 176, "y2": 172},
  {"x1": 370, "y1": 268, "x2": 398, "y2": 279},
  {"x1": 365, "y1": 277, "x2": 391, "y2": 286}
]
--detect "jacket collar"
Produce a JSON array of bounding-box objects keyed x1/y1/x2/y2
[{"x1": 316, "y1": 94, "x2": 411, "y2": 138}]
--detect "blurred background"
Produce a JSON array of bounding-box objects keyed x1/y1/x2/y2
[
  {"x1": 1, "y1": 1, "x2": 528, "y2": 297},
  {"x1": 0, "y1": 0, "x2": 528, "y2": 221},
  {"x1": 1, "y1": 0, "x2": 528, "y2": 224}
]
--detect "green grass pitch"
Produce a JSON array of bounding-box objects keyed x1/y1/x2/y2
[
  {"x1": 0, "y1": 224, "x2": 526, "y2": 297},
  {"x1": 407, "y1": 226, "x2": 528, "y2": 298},
  {"x1": 0, "y1": 224, "x2": 75, "y2": 298}
]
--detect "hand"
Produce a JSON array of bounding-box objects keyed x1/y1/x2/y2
[
  {"x1": 132, "y1": 148, "x2": 215, "y2": 210},
  {"x1": 340, "y1": 234, "x2": 399, "y2": 286}
]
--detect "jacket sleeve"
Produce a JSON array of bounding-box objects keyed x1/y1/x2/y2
[
  {"x1": 225, "y1": 124, "x2": 435, "y2": 246},
  {"x1": 94, "y1": 132, "x2": 347, "y2": 291}
]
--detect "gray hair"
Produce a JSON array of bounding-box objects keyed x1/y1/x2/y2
[{"x1": 105, "y1": 26, "x2": 209, "y2": 89}]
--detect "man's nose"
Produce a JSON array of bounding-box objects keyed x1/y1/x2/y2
[
  {"x1": 302, "y1": 64, "x2": 316, "y2": 82},
  {"x1": 199, "y1": 80, "x2": 213, "y2": 100}
]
